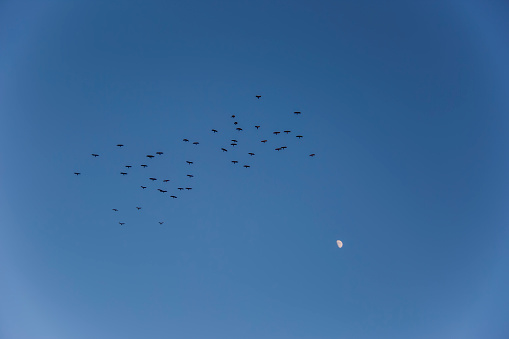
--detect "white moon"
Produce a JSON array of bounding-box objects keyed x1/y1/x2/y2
[{"x1": 337, "y1": 240, "x2": 343, "y2": 248}]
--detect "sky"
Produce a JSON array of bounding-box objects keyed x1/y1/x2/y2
[{"x1": 1, "y1": 1, "x2": 508, "y2": 338}]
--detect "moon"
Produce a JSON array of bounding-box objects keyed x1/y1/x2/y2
[{"x1": 337, "y1": 240, "x2": 343, "y2": 248}]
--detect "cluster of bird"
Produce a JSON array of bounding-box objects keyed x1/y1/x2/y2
[{"x1": 74, "y1": 95, "x2": 315, "y2": 226}]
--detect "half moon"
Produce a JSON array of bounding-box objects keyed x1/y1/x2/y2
[{"x1": 337, "y1": 240, "x2": 343, "y2": 248}]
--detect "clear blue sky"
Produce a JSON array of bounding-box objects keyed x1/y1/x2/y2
[{"x1": 1, "y1": 1, "x2": 508, "y2": 338}]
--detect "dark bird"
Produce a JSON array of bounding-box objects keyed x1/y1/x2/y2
[
  {"x1": 112, "y1": 209, "x2": 118, "y2": 212},
  {"x1": 146, "y1": 155, "x2": 155, "y2": 159},
  {"x1": 187, "y1": 174, "x2": 194, "y2": 178},
  {"x1": 136, "y1": 207, "x2": 142, "y2": 210},
  {"x1": 125, "y1": 165, "x2": 132, "y2": 168},
  {"x1": 284, "y1": 130, "x2": 291, "y2": 134},
  {"x1": 159, "y1": 221, "x2": 164, "y2": 225},
  {"x1": 273, "y1": 131, "x2": 280, "y2": 135},
  {"x1": 231, "y1": 160, "x2": 238, "y2": 164},
  {"x1": 309, "y1": 153, "x2": 316, "y2": 157},
  {"x1": 236, "y1": 127, "x2": 243, "y2": 131},
  {"x1": 183, "y1": 139, "x2": 189, "y2": 142},
  {"x1": 178, "y1": 187, "x2": 184, "y2": 190},
  {"x1": 212, "y1": 129, "x2": 218, "y2": 133},
  {"x1": 158, "y1": 189, "x2": 167, "y2": 193},
  {"x1": 163, "y1": 179, "x2": 170, "y2": 182},
  {"x1": 170, "y1": 195, "x2": 177, "y2": 199},
  {"x1": 231, "y1": 115, "x2": 236, "y2": 118},
  {"x1": 185, "y1": 187, "x2": 192, "y2": 190},
  {"x1": 244, "y1": 165, "x2": 251, "y2": 168},
  {"x1": 120, "y1": 172, "x2": 128, "y2": 175},
  {"x1": 296, "y1": 135, "x2": 303, "y2": 139},
  {"x1": 256, "y1": 95, "x2": 261, "y2": 99},
  {"x1": 221, "y1": 148, "x2": 228, "y2": 152},
  {"x1": 186, "y1": 161, "x2": 193, "y2": 165},
  {"x1": 231, "y1": 143, "x2": 237, "y2": 147},
  {"x1": 156, "y1": 152, "x2": 163, "y2": 155},
  {"x1": 193, "y1": 142, "x2": 199, "y2": 145},
  {"x1": 231, "y1": 139, "x2": 238, "y2": 142},
  {"x1": 275, "y1": 148, "x2": 282, "y2": 151},
  {"x1": 234, "y1": 121, "x2": 238, "y2": 125},
  {"x1": 255, "y1": 125, "x2": 260, "y2": 129},
  {"x1": 261, "y1": 140, "x2": 267, "y2": 143},
  {"x1": 74, "y1": 172, "x2": 81, "y2": 176},
  {"x1": 141, "y1": 186, "x2": 147, "y2": 189},
  {"x1": 149, "y1": 177, "x2": 157, "y2": 181},
  {"x1": 281, "y1": 146, "x2": 287, "y2": 150},
  {"x1": 117, "y1": 144, "x2": 124, "y2": 147},
  {"x1": 141, "y1": 164, "x2": 148, "y2": 168},
  {"x1": 248, "y1": 152, "x2": 255, "y2": 156},
  {"x1": 91, "y1": 154, "x2": 99, "y2": 157},
  {"x1": 119, "y1": 222, "x2": 125, "y2": 225},
  {"x1": 294, "y1": 111, "x2": 301, "y2": 115}
]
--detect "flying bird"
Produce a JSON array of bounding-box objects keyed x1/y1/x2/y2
[
  {"x1": 212, "y1": 129, "x2": 218, "y2": 133},
  {"x1": 159, "y1": 222, "x2": 164, "y2": 225},
  {"x1": 244, "y1": 165, "x2": 250, "y2": 168},
  {"x1": 177, "y1": 187, "x2": 184, "y2": 190},
  {"x1": 231, "y1": 115, "x2": 236, "y2": 118},
  {"x1": 91, "y1": 154, "x2": 99, "y2": 157},
  {"x1": 183, "y1": 139, "x2": 189, "y2": 142},
  {"x1": 170, "y1": 195, "x2": 177, "y2": 199},
  {"x1": 141, "y1": 186, "x2": 147, "y2": 189},
  {"x1": 193, "y1": 142, "x2": 199, "y2": 145},
  {"x1": 309, "y1": 153, "x2": 316, "y2": 157},
  {"x1": 234, "y1": 121, "x2": 238, "y2": 125},
  {"x1": 116, "y1": 144, "x2": 124, "y2": 147},
  {"x1": 261, "y1": 140, "x2": 267, "y2": 143},
  {"x1": 119, "y1": 222, "x2": 125, "y2": 225},
  {"x1": 255, "y1": 125, "x2": 260, "y2": 129},
  {"x1": 236, "y1": 127, "x2": 243, "y2": 131},
  {"x1": 120, "y1": 172, "x2": 128, "y2": 175},
  {"x1": 136, "y1": 207, "x2": 142, "y2": 210},
  {"x1": 296, "y1": 135, "x2": 303, "y2": 139},
  {"x1": 74, "y1": 172, "x2": 81, "y2": 176},
  {"x1": 221, "y1": 148, "x2": 228, "y2": 152},
  {"x1": 187, "y1": 174, "x2": 194, "y2": 178},
  {"x1": 125, "y1": 165, "x2": 132, "y2": 168},
  {"x1": 185, "y1": 187, "x2": 192, "y2": 190},
  {"x1": 294, "y1": 111, "x2": 301, "y2": 115},
  {"x1": 284, "y1": 130, "x2": 291, "y2": 134},
  {"x1": 158, "y1": 189, "x2": 167, "y2": 193},
  {"x1": 275, "y1": 148, "x2": 282, "y2": 151},
  {"x1": 273, "y1": 131, "x2": 280, "y2": 135},
  {"x1": 112, "y1": 209, "x2": 118, "y2": 211},
  {"x1": 163, "y1": 179, "x2": 170, "y2": 182},
  {"x1": 281, "y1": 146, "x2": 287, "y2": 150},
  {"x1": 186, "y1": 161, "x2": 193, "y2": 165},
  {"x1": 231, "y1": 139, "x2": 237, "y2": 142},
  {"x1": 149, "y1": 178, "x2": 157, "y2": 181},
  {"x1": 156, "y1": 152, "x2": 163, "y2": 155},
  {"x1": 231, "y1": 143, "x2": 237, "y2": 147},
  {"x1": 231, "y1": 160, "x2": 238, "y2": 164},
  {"x1": 248, "y1": 152, "x2": 255, "y2": 156},
  {"x1": 146, "y1": 155, "x2": 155, "y2": 159},
  {"x1": 141, "y1": 164, "x2": 148, "y2": 168},
  {"x1": 256, "y1": 95, "x2": 261, "y2": 99}
]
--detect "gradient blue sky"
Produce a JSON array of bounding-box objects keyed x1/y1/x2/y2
[{"x1": 1, "y1": 1, "x2": 508, "y2": 338}]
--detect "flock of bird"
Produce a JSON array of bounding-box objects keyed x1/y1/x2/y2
[{"x1": 74, "y1": 95, "x2": 315, "y2": 226}]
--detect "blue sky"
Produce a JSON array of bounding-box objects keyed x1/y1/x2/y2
[{"x1": 1, "y1": 1, "x2": 508, "y2": 338}]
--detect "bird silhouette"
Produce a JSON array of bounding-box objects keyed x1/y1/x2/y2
[
  {"x1": 119, "y1": 222, "x2": 125, "y2": 225},
  {"x1": 231, "y1": 160, "x2": 238, "y2": 164},
  {"x1": 136, "y1": 207, "x2": 142, "y2": 210},
  {"x1": 183, "y1": 139, "x2": 189, "y2": 142},
  {"x1": 255, "y1": 125, "x2": 260, "y2": 129},
  {"x1": 149, "y1": 178, "x2": 157, "y2": 181},
  {"x1": 294, "y1": 111, "x2": 301, "y2": 115},
  {"x1": 231, "y1": 139, "x2": 237, "y2": 142},
  {"x1": 146, "y1": 155, "x2": 155, "y2": 159},
  {"x1": 141, "y1": 164, "x2": 148, "y2": 168},
  {"x1": 125, "y1": 165, "x2": 132, "y2": 168},
  {"x1": 256, "y1": 95, "x2": 261, "y2": 99},
  {"x1": 296, "y1": 135, "x2": 303, "y2": 139},
  {"x1": 273, "y1": 131, "x2": 280, "y2": 135},
  {"x1": 159, "y1": 221, "x2": 164, "y2": 225},
  {"x1": 91, "y1": 154, "x2": 99, "y2": 157},
  {"x1": 234, "y1": 121, "x2": 238, "y2": 125},
  {"x1": 212, "y1": 129, "x2": 218, "y2": 133},
  {"x1": 120, "y1": 172, "x2": 128, "y2": 175},
  {"x1": 170, "y1": 195, "x2": 177, "y2": 199},
  {"x1": 221, "y1": 148, "x2": 228, "y2": 152},
  {"x1": 275, "y1": 148, "x2": 282, "y2": 151},
  {"x1": 261, "y1": 140, "x2": 267, "y2": 143},
  {"x1": 185, "y1": 187, "x2": 192, "y2": 190},
  {"x1": 187, "y1": 174, "x2": 194, "y2": 178},
  {"x1": 141, "y1": 186, "x2": 147, "y2": 189},
  {"x1": 248, "y1": 152, "x2": 255, "y2": 156},
  {"x1": 186, "y1": 161, "x2": 193, "y2": 165},
  {"x1": 112, "y1": 209, "x2": 118, "y2": 211},
  {"x1": 281, "y1": 146, "x2": 287, "y2": 150},
  {"x1": 309, "y1": 153, "x2": 316, "y2": 157},
  {"x1": 193, "y1": 142, "x2": 199, "y2": 145},
  {"x1": 117, "y1": 144, "x2": 124, "y2": 147},
  {"x1": 163, "y1": 179, "x2": 170, "y2": 182},
  {"x1": 156, "y1": 152, "x2": 163, "y2": 155},
  {"x1": 231, "y1": 143, "x2": 237, "y2": 147},
  {"x1": 236, "y1": 127, "x2": 243, "y2": 131},
  {"x1": 158, "y1": 189, "x2": 167, "y2": 193},
  {"x1": 74, "y1": 172, "x2": 81, "y2": 176},
  {"x1": 178, "y1": 187, "x2": 184, "y2": 190},
  {"x1": 244, "y1": 165, "x2": 251, "y2": 168},
  {"x1": 231, "y1": 115, "x2": 236, "y2": 118},
  {"x1": 284, "y1": 130, "x2": 291, "y2": 134}
]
